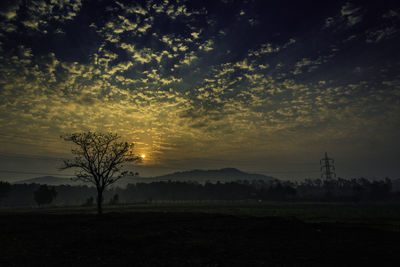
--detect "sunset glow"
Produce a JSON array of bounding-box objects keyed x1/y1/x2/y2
[{"x1": 0, "y1": 0, "x2": 399, "y2": 180}]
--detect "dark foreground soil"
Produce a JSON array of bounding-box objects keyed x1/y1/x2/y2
[{"x1": 0, "y1": 212, "x2": 399, "y2": 266}]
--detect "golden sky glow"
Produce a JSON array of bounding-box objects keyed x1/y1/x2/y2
[{"x1": 0, "y1": 0, "x2": 399, "y2": 180}]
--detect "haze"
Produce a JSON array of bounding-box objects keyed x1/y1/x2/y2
[{"x1": 0, "y1": 0, "x2": 399, "y2": 181}]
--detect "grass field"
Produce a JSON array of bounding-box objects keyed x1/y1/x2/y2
[{"x1": 1, "y1": 202, "x2": 400, "y2": 266}]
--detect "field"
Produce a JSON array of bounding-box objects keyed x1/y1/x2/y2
[{"x1": 1, "y1": 202, "x2": 400, "y2": 266}]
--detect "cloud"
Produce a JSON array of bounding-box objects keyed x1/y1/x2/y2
[
  {"x1": 19, "y1": 0, "x2": 82, "y2": 31},
  {"x1": 324, "y1": 17, "x2": 335, "y2": 28},
  {"x1": 341, "y1": 2, "x2": 360, "y2": 16},
  {"x1": 116, "y1": 1, "x2": 147, "y2": 16},
  {"x1": 248, "y1": 43, "x2": 280, "y2": 57},
  {"x1": 382, "y1": 10, "x2": 400, "y2": 19},
  {"x1": 0, "y1": 1, "x2": 21, "y2": 20},
  {"x1": 341, "y1": 2, "x2": 362, "y2": 26},
  {"x1": 292, "y1": 57, "x2": 323, "y2": 75},
  {"x1": 198, "y1": 39, "x2": 214, "y2": 52},
  {"x1": 323, "y1": 2, "x2": 363, "y2": 30},
  {"x1": 0, "y1": 0, "x2": 399, "y2": 176},
  {"x1": 366, "y1": 27, "x2": 398, "y2": 43}
]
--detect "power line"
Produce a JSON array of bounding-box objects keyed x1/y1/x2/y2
[{"x1": 320, "y1": 152, "x2": 336, "y2": 179}]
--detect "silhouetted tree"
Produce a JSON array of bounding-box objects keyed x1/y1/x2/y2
[
  {"x1": 60, "y1": 132, "x2": 140, "y2": 214},
  {"x1": 0, "y1": 177, "x2": 397, "y2": 206},
  {"x1": 83, "y1": 196, "x2": 94, "y2": 207},
  {"x1": 369, "y1": 178, "x2": 392, "y2": 200},
  {"x1": 109, "y1": 193, "x2": 119, "y2": 205},
  {"x1": 34, "y1": 185, "x2": 57, "y2": 206},
  {"x1": 0, "y1": 181, "x2": 11, "y2": 202}
]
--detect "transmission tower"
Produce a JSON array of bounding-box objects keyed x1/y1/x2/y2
[{"x1": 320, "y1": 152, "x2": 336, "y2": 180}]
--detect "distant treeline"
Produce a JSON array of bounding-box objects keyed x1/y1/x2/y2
[{"x1": 0, "y1": 178, "x2": 399, "y2": 206}]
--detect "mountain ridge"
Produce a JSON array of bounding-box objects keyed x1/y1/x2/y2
[{"x1": 13, "y1": 168, "x2": 277, "y2": 187}]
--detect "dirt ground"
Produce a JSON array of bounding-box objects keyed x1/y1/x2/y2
[{"x1": 1, "y1": 207, "x2": 399, "y2": 266}]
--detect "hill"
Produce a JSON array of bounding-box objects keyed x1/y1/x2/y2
[
  {"x1": 148, "y1": 168, "x2": 275, "y2": 183},
  {"x1": 13, "y1": 176, "x2": 83, "y2": 186},
  {"x1": 13, "y1": 168, "x2": 277, "y2": 187},
  {"x1": 114, "y1": 168, "x2": 276, "y2": 187}
]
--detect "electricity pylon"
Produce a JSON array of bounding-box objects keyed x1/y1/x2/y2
[{"x1": 320, "y1": 152, "x2": 336, "y2": 180}]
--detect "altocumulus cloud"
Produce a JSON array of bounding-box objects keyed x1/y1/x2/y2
[{"x1": 0, "y1": 0, "x2": 399, "y2": 178}]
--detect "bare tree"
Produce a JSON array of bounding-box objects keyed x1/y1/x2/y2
[
  {"x1": 34, "y1": 185, "x2": 57, "y2": 207},
  {"x1": 60, "y1": 132, "x2": 140, "y2": 214}
]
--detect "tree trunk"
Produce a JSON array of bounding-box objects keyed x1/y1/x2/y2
[{"x1": 97, "y1": 189, "x2": 103, "y2": 215}]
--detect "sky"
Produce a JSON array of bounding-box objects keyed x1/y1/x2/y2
[{"x1": 0, "y1": 0, "x2": 399, "y2": 181}]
